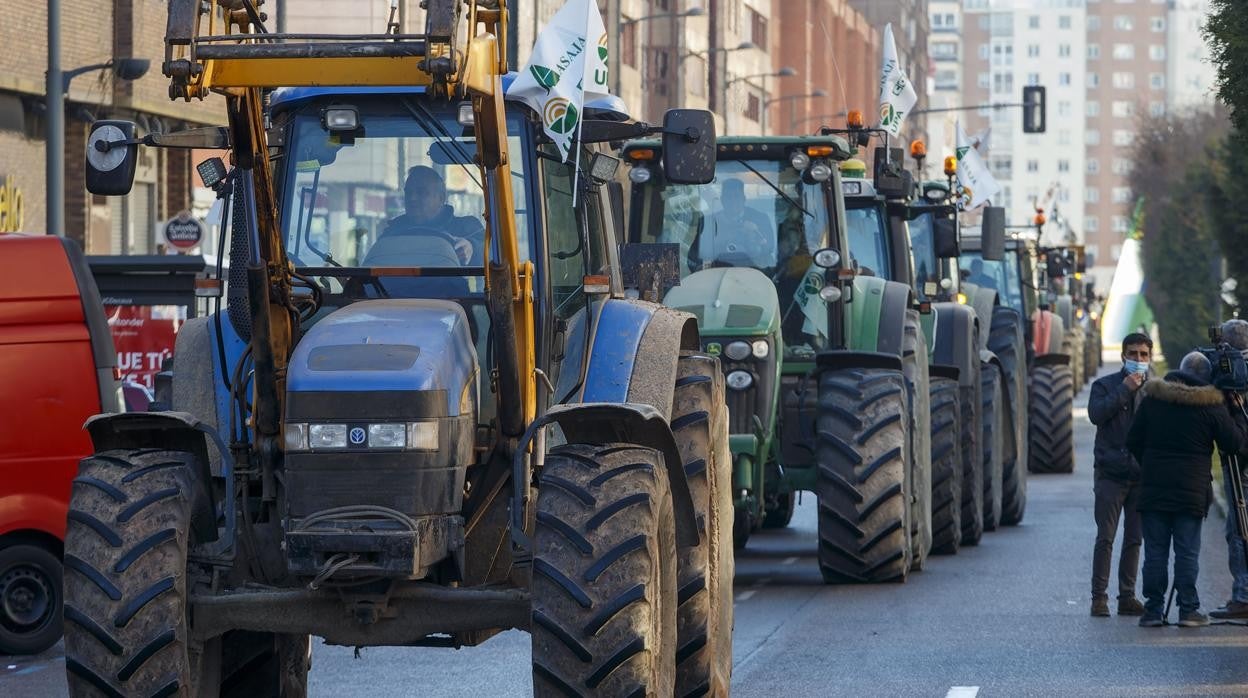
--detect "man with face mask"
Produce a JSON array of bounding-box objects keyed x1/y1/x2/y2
[
  {"x1": 1086, "y1": 332, "x2": 1153, "y2": 617},
  {"x1": 1212, "y1": 319, "x2": 1248, "y2": 620}
]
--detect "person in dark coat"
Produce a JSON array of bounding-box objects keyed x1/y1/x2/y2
[
  {"x1": 382, "y1": 165, "x2": 484, "y2": 265},
  {"x1": 1212, "y1": 319, "x2": 1248, "y2": 619},
  {"x1": 1127, "y1": 351, "x2": 1248, "y2": 627},
  {"x1": 1086, "y1": 332, "x2": 1153, "y2": 617}
]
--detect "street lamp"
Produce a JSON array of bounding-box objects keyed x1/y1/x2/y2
[
  {"x1": 45, "y1": 53, "x2": 151, "y2": 237},
  {"x1": 725, "y1": 67, "x2": 797, "y2": 134},
  {"x1": 681, "y1": 40, "x2": 756, "y2": 63},
  {"x1": 764, "y1": 88, "x2": 829, "y2": 134},
  {"x1": 615, "y1": 5, "x2": 705, "y2": 97}
]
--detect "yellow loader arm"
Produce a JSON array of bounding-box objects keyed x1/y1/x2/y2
[{"x1": 161, "y1": 0, "x2": 536, "y2": 434}]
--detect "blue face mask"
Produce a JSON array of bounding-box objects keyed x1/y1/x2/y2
[{"x1": 1124, "y1": 359, "x2": 1149, "y2": 375}]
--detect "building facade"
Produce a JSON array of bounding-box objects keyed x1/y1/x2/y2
[
  {"x1": 1, "y1": 1, "x2": 222, "y2": 251},
  {"x1": 848, "y1": 0, "x2": 932, "y2": 144},
  {"x1": 927, "y1": 0, "x2": 962, "y2": 162}
]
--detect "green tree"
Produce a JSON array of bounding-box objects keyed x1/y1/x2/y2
[
  {"x1": 1206, "y1": 128, "x2": 1248, "y2": 310},
  {"x1": 1206, "y1": 0, "x2": 1248, "y2": 130}
]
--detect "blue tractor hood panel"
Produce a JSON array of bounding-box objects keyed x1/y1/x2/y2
[{"x1": 287, "y1": 300, "x2": 477, "y2": 416}]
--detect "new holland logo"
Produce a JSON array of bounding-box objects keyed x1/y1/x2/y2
[
  {"x1": 349, "y1": 427, "x2": 367, "y2": 445},
  {"x1": 544, "y1": 98, "x2": 579, "y2": 135}
]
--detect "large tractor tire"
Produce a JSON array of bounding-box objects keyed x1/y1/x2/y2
[
  {"x1": 989, "y1": 309, "x2": 1028, "y2": 527},
  {"x1": 959, "y1": 361, "x2": 985, "y2": 547},
  {"x1": 1085, "y1": 328, "x2": 1099, "y2": 384},
  {"x1": 531, "y1": 443, "x2": 678, "y2": 696},
  {"x1": 671, "y1": 354, "x2": 734, "y2": 698},
  {"x1": 902, "y1": 315, "x2": 932, "y2": 571},
  {"x1": 1028, "y1": 363, "x2": 1076, "y2": 474},
  {"x1": 816, "y1": 368, "x2": 912, "y2": 584},
  {"x1": 762, "y1": 491, "x2": 795, "y2": 529},
  {"x1": 63, "y1": 449, "x2": 308, "y2": 698},
  {"x1": 1062, "y1": 331, "x2": 1085, "y2": 389},
  {"x1": 929, "y1": 377, "x2": 964, "y2": 555},
  {"x1": 981, "y1": 367, "x2": 1005, "y2": 532},
  {"x1": 0, "y1": 538, "x2": 63, "y2": 656}
]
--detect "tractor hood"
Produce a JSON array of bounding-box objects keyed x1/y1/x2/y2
[
  {"x1": 286, "y1": 300, "x2": 477, "y2": 417},
  {"x1": 663, "y1": 267, "x2": 780, "y2": 337}
]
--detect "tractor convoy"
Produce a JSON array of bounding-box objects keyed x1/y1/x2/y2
[{"x1": 12, "y1": 0, "x2": 1095, "y2": 695}]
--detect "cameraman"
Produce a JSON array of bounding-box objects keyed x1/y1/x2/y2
[
  {"x1": 1128, "y1": 352, "x2": 1248, "y2": 627},
  {"x1": 1211, "y1": 319, "x2": 1248, "y2": 620},
  {"x1": 1086, "y1": 332, "x2": 1152, "y2": 617}
]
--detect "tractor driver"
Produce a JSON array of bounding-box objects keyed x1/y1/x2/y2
[
  {"x1": 965, "y1": 257, "x2": 997, "y2": 290},
  {"x1": 378, "y1": 165, "x2": 483, "y2": 266},
  {"x1": 704, "y1": 178, "x2": 774, "y2": 268}
]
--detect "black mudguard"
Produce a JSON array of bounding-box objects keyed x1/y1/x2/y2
[{"x1": 931, "y1": 302, "x2": 978, "y2": 389}]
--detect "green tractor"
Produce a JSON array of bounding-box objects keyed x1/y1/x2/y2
[
  {"x1": 903, "y1": 172, "x2": 1016, "y2": 544},
  {"x1": 623, "y1": 134, "x2": 944, "y2": 583}
]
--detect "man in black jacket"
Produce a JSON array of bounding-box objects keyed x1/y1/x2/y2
[
  {"x1": 1128, "y1": 352, "x2": 1248, "y2": 627},
  {"x1": 1087, "y1": 332, "x2": 1153, "y2": 617}
]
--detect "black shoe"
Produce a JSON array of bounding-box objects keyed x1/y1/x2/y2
[
  {"x1": 1210, "y1": 601, "x2": 1248, "y2": 619},
  {"x1": 1178, "y1": 611, "x2": 1210, "y2": 627},
  {"x1": 1139, "y1": 614, "x2": 1165, "y2": 627},
  {"x1": 1091, "y1": 597, "x2": 1110, "y2": 617},
  {"x1": 1118, "y1": 597, "x2": 1146, "y2": 616}
]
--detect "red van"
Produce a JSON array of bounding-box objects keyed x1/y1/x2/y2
[{"x1": 0, "y1": 233, "x2": 120, "y2": 654}]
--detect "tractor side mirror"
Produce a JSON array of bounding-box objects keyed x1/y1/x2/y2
[
  {"x1": 85, "y1": 120, "x2": 139, "y2": 196},
  {"x1": 934, "y1": 216, "x2": 960, "y2": 258},
  {"x1": 661, "y1": 109, "x2": 716, "y2": 185},
  {"x1": 981, "y1": 206, "x2": 1006, "y2": 261}
]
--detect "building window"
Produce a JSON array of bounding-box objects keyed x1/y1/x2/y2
[
  {"x1": 1088, "y1": 73, "x2": 1100, "y2": 88},
  {"x1": 1027, "y1": 159, "x2": 1040, "y2": 173},
  {"x1": 1058, "y1": 129, "x2": 1072, "y2": 145},
  {"x1": 749, "y1": 8, "x2": 768, "y2": 51},
  {"x1": 932, "y1": 42, "x2": 958, "y2": 60},
  {"x1": 1112, "y1": 216, "x2": 1131, "y2": 233},
  {"x1": 1112, "y1": 72, "x2": 1135, "y2": 89},
  {"x1": 1149, "y1": 73, "x2": 1165, "y2": 90},
  {"x1": 1088, "y1": 159, "x2": 1100, "y2": 174},
  {"x1": 1059, "y1": 44, "x2": 1072, "y2": 58},
  {"x1": 1149, "y1": 45, "x2": 1166, "y2": 61},
  {"x1": 1112, "y1": 130, "x2": 1135, "y2": 146},
  {"x1": 745, "y1": 92, "x2": 761, "y2": 122},
  {"x1": 1057, "y1": 100, "x2": 1072, "y2": 117},
  {"x1": 1088, "y1": 44, "x2": 1101, "y2": 60},
  {"x1": 1086, "y1": 129, "x2": 1101, "y2": 145},
  {"x1": 1113, "y1": 44, "x2": 1135, "y2": 60},
  {"x1": 1112, "y1": 187, "x2": 1133, "y2": 203},
  {"x1": 1029, "y1": 15, "x2": 1040, "y2": 29},
  {"x1": 1059, "y1": 15, "x2": 1072, "y2": 30},
  {"x1": 1114, "y1": 16, "x2": 1133, "y2": 31},
  {"x1": 935, "y1": 69, "x2": 959, "y2": 90},
  {"x1": 1085, "y1": 216, "x2": 1100, "y2": 232},
  {"x1": 1087, "y1": 187, "x2": 1100, "y2": 203},
  {"x1": 1112, "y1": 101, "x2": 1134, "y2": 117},
  {"x1": 1028, "y1": 44, "x2": 1040, "y2": 58},
  {"x1": 1088, "y1": 16, "x2": 1101, "y2": 32},
  {"x1": 1058, "y1": 159, "x2": 1071, "y2": 173},
  {"x1": 1150, "y1": 17, "x2": 1166, "y2": 32},
  {"x1": 978, "y1": 72, "x2": 991, "y2": 89},
  {"x1": 979, "y1": 44, "x2": 990, "y2": 60},
  {"x1": 993, "y1": 72, "x2": 1015, "y2": 94},
  {"x1": 1027, "y1": 72, "x2": 1041, "y2": 86},
  {"x1": 1087, "y1": 101, "x2": 1101, "y2": 117},
  {"x1": 621, "y1": 19, "x2": 638, "y2": 67},
  {"x1": 1112, "y1": 158, "x2": 1133, "y2": 175},
  {"x1": 1149, "y1": 101, "x2": 1166, "y2": 117},
  {"x1": 1112, "y1": 244, "x2": 1123, "y2": 261},
  {"x1": 1059, "y1": 72, "x2": 1072, "y2": 86}
]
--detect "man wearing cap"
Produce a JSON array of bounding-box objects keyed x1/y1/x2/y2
[{"x1": 1212, "y1": 319, "x2": 1248, "y2": 620}]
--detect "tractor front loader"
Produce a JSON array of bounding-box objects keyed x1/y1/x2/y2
[{"x1": 63, "y1": 2, "x2": 735, "y2": 696}]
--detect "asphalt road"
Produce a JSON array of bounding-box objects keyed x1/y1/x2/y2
[{"x1": 8, "y1": 362, "x2": 1248, "y2": 697}]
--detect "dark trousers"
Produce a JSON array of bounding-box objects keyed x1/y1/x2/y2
[
  {"x1": 1092, "y1": 476, "x2": 1142, "y2": 600},
  {"x1": 1141, "y1": 510, "x2": 1204, "y2": 615}
]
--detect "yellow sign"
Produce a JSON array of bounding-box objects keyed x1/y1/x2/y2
[{"x1": 0, "y1": 176, "x2": 23, "y2": 233}]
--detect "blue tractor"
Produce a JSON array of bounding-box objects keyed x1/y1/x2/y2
[{"x1": 62, "y1": 2, "x2": 734, "y2": 696}]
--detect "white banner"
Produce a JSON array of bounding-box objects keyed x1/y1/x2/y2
[
  {"x1": 506, "y1": 0, "x2": 610, "y2": 162},
  {"x1": 956, "y1": 120, "x2": 1002, "y2": 209},
  {"x1": 878, "y1": 23, "x2": 918, "y2": 138}
]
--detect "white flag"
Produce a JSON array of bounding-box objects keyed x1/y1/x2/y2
[
  {"x1": 506, "y1": 0, "x2": 610, "y2": 162},
  {"x1": 795, "y1": 263, "x2": 828, "y2": 339},
  {"x1": 956, "y1": 120, "x2": 1002, "y2": 209},
  {"x1": 877, "y1": 23, "x2": 918, "y2": 138}
]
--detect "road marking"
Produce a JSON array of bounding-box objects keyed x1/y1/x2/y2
[
  {"x1": 946, "y1": 687, "x2": 979, "y2": 698},
  {"x1": 736, "y1": 590, "x2": 757, "y2": 602},
  {"x1": 782, "y1": 556, "x2": 799, "y2": 565},
  {"x1": 754, "y1": 577, "x2": 772, "y2": 587}
]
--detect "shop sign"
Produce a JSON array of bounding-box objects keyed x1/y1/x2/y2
[{"x1": 0, "y1": 175, "x2": 23, "y2": 233}]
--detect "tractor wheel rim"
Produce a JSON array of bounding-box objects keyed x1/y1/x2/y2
[{"x1": 1, "y1": 564, "x2": 54, "y2": 631}]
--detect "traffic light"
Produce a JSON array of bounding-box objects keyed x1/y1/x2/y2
[{"x1": 1023, "y1": 85, "x2": 1046, "y2": 134}]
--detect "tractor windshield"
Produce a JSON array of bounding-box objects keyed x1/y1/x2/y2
[
  {"x1": 908, "y1": 210, "x2": 939, "y2": 299},
  {"x1": 280, "y1": 99, "x2": 532, "y2": 295},
  {"x1": 959, "y1": 248, "x2": 1025, "y2": 315},
  {"x1": 631, "y1": 159, "x2": 830, "y2": 279},
  {"x1": 843, "y1": 201, "x2": 892, "y2": 280}
]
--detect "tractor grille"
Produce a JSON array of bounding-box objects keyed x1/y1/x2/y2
[{"x1": 715, "y1": 343, "x2": 776, "y2": 436}]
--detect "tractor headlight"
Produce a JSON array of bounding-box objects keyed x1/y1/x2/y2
[
  {"x1": 629, "y1": 166, "x2": 652, "y2": 184},
  {"x1": 724, "y1": 341, "x2": 752, "y2": 361},
  {"x1": 285, "y1": 423, "x2": 308, "y2": 451},
  {"x1": 368, "y1": 423, "x2": 407, "y2": 449},
  {"x1": 308, "y1": 423, "x2": 348, "y2": 449},
  {"x1": 406, "y1": 421, "x2": 439, "y2": 451},
  {"x1": 814, "y1": 248, "x2": 841, "y2": 268},
  {"x1": 751, "y1": 339, "x2": 770, "y2": 359},
  {"x1": 726, "y1": 370, "x2": 754, "y2": 391},
  {"x1": 819, "y1": 285, "x2": 843, "y2": 303},
  {"x1": 321, "y1": 106, "x2": 359, "y2": 132},
  {"x1": 809, "y1": 161, "x2": 834, "y2": 182},
  {"x1": 790, "y1": 151, "x2": 811, "y2": 171}
]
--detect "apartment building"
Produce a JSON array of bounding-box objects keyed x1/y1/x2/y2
[
  {"x1": 928, "y1": 0, "x2": 962, "y2": 161},
  {"x1": 849, "y1": 0, "x2": 932, "y2": 144}
]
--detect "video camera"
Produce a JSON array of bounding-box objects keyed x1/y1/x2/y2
[{"x1": 1200, "y1": 325, "x2": 1248, "y2": 392}]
